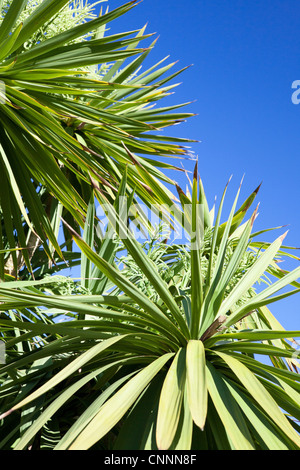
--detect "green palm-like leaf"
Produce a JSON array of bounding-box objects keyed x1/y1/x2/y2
[
  {"x1": 0, "y1": 0, "x2": 194, "y2": 276},
  {"x1": 68, "y1": 353, "x2": 174, "y2": 450},
  {"x1": 156, "y1": 348, "x2": 186, "y2": 450},
  {"x1": 186, "y1": 340, "x2": 207, "y2": 430},
  {"x1": 0, "y1": 3, "x2": 299, "y2": 452},
  {"x1": 0, "y1": 174, "x2": 300, "y2": 450}
]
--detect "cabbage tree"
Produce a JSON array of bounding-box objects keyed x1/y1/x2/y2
[
  {"x1": 0, "y1": 171, "x2": 299, "y2": 450},
  {"x1": 0, "y1": 0, "x2": 194, "y2": 277}
]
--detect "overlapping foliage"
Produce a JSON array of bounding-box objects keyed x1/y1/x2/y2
[
  {"x1": 0, "y1": 0, "x2": 299, "y2": 451},
  {"x1": 0, "y1": 0, "x2": 194, "y2": 276},
  {"x1": 0, "y1": 168, "x2": 300, "y2": 450}
]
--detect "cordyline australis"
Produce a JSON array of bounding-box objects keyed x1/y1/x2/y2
[
  {"x1": 0, "y1": 0, "x2": 195, "y2": 278},
  {"x1": 0, "y1": 167, "x2": 300, "y2": 450},
  {"x1": 0, "y1": 0, "x2": 300, "y2": 452}
]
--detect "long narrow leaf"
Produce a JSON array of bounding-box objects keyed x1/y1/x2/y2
[
  {"x1": 214, "y1": 351, "x2": 300, "y2": 448},
  {"x1": 156, "y1": 349, "x2": 186, "y2": 450},
  {"x1": 218, "y1": 232, "x2": 288, "y2": 320},
  {"x1": 68, "y1": 353, "x2": 174, "y2": 450},
  {"x1": 206, "y1": 362, "x2": 255, "y2": 450},
  {"x1": 186, "y1": 340, "x2": 207, "y2": 430},
  {"x1": 0, "y1": 335, "x2": 127, "y2": 419}
]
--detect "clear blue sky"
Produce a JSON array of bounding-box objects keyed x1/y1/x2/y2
[{"x1": 88, "y1": 0, "x2": 300, "y2": 331}]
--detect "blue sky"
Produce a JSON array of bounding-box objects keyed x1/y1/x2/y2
[{"x1": 88, "y1": 0, "x2": 300, "y2": 331}]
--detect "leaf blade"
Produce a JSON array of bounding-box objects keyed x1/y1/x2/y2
[{"x1": 186, "y1": 340, "x2": 207, "y2": 430}]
